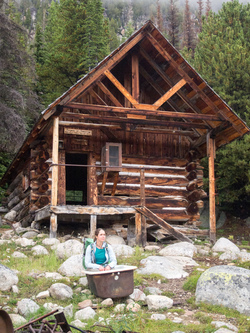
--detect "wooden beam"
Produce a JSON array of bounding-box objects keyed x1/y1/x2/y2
[
  {"x1": 135, "y1": 206, "x2": 193, "y2": 243},
  {"x1": 97, "y1": 81, "x2": 123, "y2": 107},
  {"x1": 89, "y1": 88, "x2": 107, "y2": 105},
  {"x1": 139, "y1": 47, "x2": 213, "y2": 131},
  {"x1": 135, "y1": 212, "x2": 142, "y2": 246},
  {"x1": 65, "y1": 30, "x2": 146, "y2": 104},
  {"x1": 153, "y1": 79, "x2": 187, "y2": 108},
  {"x1": 50, "y1": 213, "x2": 57, "y2": 238},
  {"x1": 63, "y1": 111, "x2": 209, "y2": 129},
  {"x1": 104, "y1": 70, "x2": 139, "y2": 107},
  {"x1": 111, "y1": 172, "x2": 119, "y2": 196},
  {"x1": 51, "y1": 117, "x2": 59, "y2": 206},
  {"x1": 90, "y1": 214, "x2": 97, "y2": 239},
  {"x1": 145, "y1": 33, "x2": 227, "y2": 120},
  {"x1": 65, "y1": 103, "x2": 222, "y2": 122},
  {"x1": 132, "y1": 52, "x2": 140, "y2": 102},
  {"x1": 88, "y1": 153, "x2": 98, "y2": 205},
  {"x1": 207, "y1": 133, "x2": 216, "y2": 243}
]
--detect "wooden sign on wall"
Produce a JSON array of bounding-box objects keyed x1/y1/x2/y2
[{"x1": 64, "y1": 128, "x2": 92, "y2": 136}]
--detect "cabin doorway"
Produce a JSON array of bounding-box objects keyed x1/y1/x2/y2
[{"x1": 65, "y1": 153, "x2": 88, "y2": 205}]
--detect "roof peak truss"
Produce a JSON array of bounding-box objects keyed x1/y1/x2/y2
[{"x1": 52, "y1": 22, "x2": 247, "y2": 147}]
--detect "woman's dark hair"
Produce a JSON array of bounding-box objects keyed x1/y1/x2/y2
[{"x1": 95, "y1": 228, "x2": 105, "y2": 238}]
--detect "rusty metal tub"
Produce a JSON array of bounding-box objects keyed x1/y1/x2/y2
[{"x1": 85, "y1": 265, "x2": 137, "y2": 298}]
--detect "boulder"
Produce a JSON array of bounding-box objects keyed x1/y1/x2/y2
[
  {"x1": 137, "y1": 256, "x2": 188, "y2": 279},
  {"x1": 58, "y1": 254, "x2": 85, "y2": 277},
  {"x1": 146, "y1": 295, "x2": 173, "y2": 310},
  {"x1": 106, "y1": 235, "x2": 125, "y2": 245},
  {"x1": 55, "y1": 239, "x2": 83, "y2": 259},
  {"x1": 74, "y1": 307, "x2": 96, "y2": 320},
  {"x1": 49, "y1": 283, "x2": 73, "y2": 300},
  {"x1": 112, "y1": 244, "x2": 135, "y2": 257},
  {"x1": 42, "y1": 238, "x2": 60, "y2": 246},
  {"x1": 212, "y1": 238, "x2": 240, "y2": 254},
  {"x1": 159, "y1": 241, "x2": 197, "y2": 258},
  {"x1": 17, "y1": 299, "x2": 40, "y2": 317},
  {"x1": 0, "y1": 264, "x2": 19, "y2": 291},
  {"x1": 31, "y1": 245, "x2": 49, "y2": 256},
  {"x1": 195, "y1": 265, "x2": 250, "y2": 315},
  {"x1": 22, "y1": 231, "x2": 39, "y2": 239}
]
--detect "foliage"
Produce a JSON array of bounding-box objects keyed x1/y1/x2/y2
[
  {"x1": 36, "y1": 0, "x2": 110, "y2": 105},
  {"x1": 191, "y1": 1, "x2": 250, "y2": 216},
  {"x1": 183, "y1": 270, "x2": 202, "y2": 292}
]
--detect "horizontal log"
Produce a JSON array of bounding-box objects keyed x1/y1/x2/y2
[
  {"x1": 186, "y1": 179, "x2": 198, "y2": 191},
  {"x1": 185, "y1": 162, "x2": 197, "y2": 172},
  {"x1": 122, "y1": 156, "x2": 188, "y2": 167},
  {"x1": 97, "y1": 174, "x2": 188, "y2": 187},
  {"x1": 12, "y1": 197, "x2": 29, "y2": 212},
  {"x1": 97, "y1": 183, "x2": 187, "y2": 197},
  {"x1": 187, "y1": 189, "x2": 207, "y2": 202},
  {"x1": 7, "y1": 173, "x2": 22, "y2": 194},
  {"x1": 98, "y1": 195, "x2": 188, "y2": 208},
  {"x1": 8, "y1": 195, "x2": 20, "y2": 209},
  {"x1": 7, "y1": 185, "x2": 22, "y2": 202},
  {"x1": 38, "y1": 183, "x2": 49, "y2": 193},
  {"x1": 35, "y1": 195, "x2": 50, "y2": 208},
  {"x1": 149, "y1": 208, "x2": 199, "y2": 222},
  {"x1": 186, "y1": 202, "x2": 199, "y2": 215}
]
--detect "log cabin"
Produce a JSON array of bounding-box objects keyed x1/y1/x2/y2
[{"x1": 1, "y1": 21, "x2": 249, "y2": 243}]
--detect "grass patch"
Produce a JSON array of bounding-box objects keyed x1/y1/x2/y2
[
  {"x1": 183, "y1": 270, "x2": 202, "y2": 292},
  {"x1": 161, "y1": 291, "x2": 175, "y2": 298},
  {"x1": 194, "y1": 311, "x2": 212, "y2": 324}
]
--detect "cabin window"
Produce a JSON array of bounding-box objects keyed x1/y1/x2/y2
[
  {"x1": 65, "y1": 153, "x2": 88, "y2": 205},
  {"x1": 101, "y1": 143, "x2": 122, "y2": 172}
]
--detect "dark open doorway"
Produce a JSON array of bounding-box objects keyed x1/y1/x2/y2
[{"x1": 66, "y1": 153, "x2": 88, "y2": 205}]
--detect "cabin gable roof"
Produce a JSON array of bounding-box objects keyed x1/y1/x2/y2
[{"x1": 1, "y1": 20, "x2": 249, "y2": 185}]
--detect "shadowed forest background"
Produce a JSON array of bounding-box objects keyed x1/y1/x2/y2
[{"x1": 0, "y1": 0, "x2": 249, "y2": 218}]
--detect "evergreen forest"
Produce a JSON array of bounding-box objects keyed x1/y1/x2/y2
[{"x1": 0, "y1": 0, "x2": 250, "y2": 217}]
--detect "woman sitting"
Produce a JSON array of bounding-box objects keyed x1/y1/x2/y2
[{"x1": 84, "y1": 228, "x2": 117, "y2": 271}]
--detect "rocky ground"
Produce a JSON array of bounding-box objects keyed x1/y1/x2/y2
[{"x1": 0, "y1": 217, "x2": 249, "y2": 333}]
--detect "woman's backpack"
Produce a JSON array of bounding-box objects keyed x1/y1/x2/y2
[{"x1": 82, "y1": 238, "x2": 94, "y2": 269}]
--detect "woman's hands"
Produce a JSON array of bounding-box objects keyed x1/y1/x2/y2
[{"x1": 98, "y1": 265, "x2": 111, "y2": 271}]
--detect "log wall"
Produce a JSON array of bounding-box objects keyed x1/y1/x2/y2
[{"x1": 96, "y1": 153, "x2": 205, "y2": 225}]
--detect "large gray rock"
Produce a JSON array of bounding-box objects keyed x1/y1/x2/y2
[
  {"x1": 146, "y1": 295, "x2": 173, "y2": 310},
  {"x1": 58, "y1": 254, "x2": 85, "y2": 277},
  {"x1": 212, "y1": 238, "x2": 240, "y2": 254},
  {"x1": 31, "y1": 245, "x2": 49, "y2": 256},
  {"x1": 0, "y1": 264, "x2": 19, "y2": 291},
  {"x1": 55, "y1": 239, "x2": 83, "y2": 259},
  {"x1": 195, "y1": 265, "x2": 250, "y2": 315},
  {"x1": 112, "y1": 244, "x2": 135, "y2": 257},
  {"x1": 200, "y1": 201, "x2": 226, "y2": 229},
  {"x1": 17, "y1": 299, "x2": 40, "y2": 317},
  {"x1": 137, "y1": 256, "x2": 188, "y2": 279},
  {"x1": 49, "y1": 283, "x2": 73, "y2": 300},
  {"x1": 74, "y1": 307, "x2": 96, "y2": 320},
  {"x1": 106, "y1": 235, "x2": 125, "y2": 245},
  {"x1": 159, "y1": 242, "x2": 197, "y2": 258}
]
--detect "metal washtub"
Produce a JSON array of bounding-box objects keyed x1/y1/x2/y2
[{"x1": 85, "y1": 265, "x2": 137, "y2": 298}]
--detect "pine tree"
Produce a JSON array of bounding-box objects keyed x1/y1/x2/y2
[
  {"x1": 193, "y1": 0, "x2": 250, "y2": 215},
  {"x1": 197, "y1": 0, "x2": 204, "y2": 33},
  {"x1": 37, "y1": 0, "x2": 110, "y2": 104},
  {"x1": 156, "y1": 0, "x2": 163, "y2": 32},
  {"x1": 182, "y1": 0, "x2": 196, "y2": 52},
  {"x1": 166, "y1": 0, "x2": 180, "y2": 48},
  {"x1": 205, "y1": 0, "x2": 212, "y2": 18}
]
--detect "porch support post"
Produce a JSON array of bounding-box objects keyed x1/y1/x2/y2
[
  {"x1": 140, "y1": 168, "x2": 147, "y2": 247},
  {"x1": 50, "y1": 213, "x2": 57, "y2": 239},
  {"x1": 207, "y1": 133, "x2": 216, "y2": 243},
  {"x1": 135, "y1": 212, "x2": 142, "y2": 245},
  {"x1": 90, "y1": 214, "x2": 97, "y2": 239},
  {"x1": 50, "y1": 116, "x2": 59, "y2": 238}
]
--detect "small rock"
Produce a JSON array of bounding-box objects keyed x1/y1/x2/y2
[
  {"x1": 78, "y1": 299, "x2": 93, "y2": 309},
  {"x1": 101, "y1": 298, "x2": 113, "y2": 307},
  {"x1": 150, "y1": 313, "x2": 166, "y2": 320}
]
